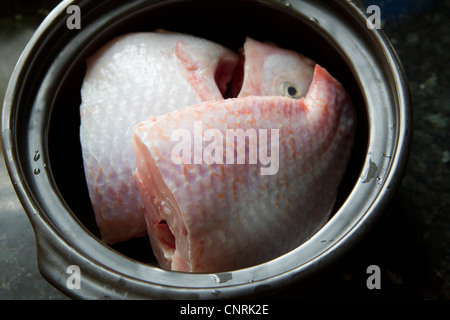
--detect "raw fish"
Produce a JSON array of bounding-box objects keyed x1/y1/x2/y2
[
  {"x1": 233, "y1": 37, "x2": 315, "y2": 99},
  {"x1": 80, "y1": 31, "x2": 239, "y2": 244},
  {"x1": 133, "y1": 65, "x2": 356, "y2": 272}
]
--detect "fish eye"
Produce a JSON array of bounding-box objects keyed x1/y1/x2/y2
[{"x1": 281, "y1": 81, "x2": 302, "y2": 99}]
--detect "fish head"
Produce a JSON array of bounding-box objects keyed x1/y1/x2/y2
[{"x1": 233, "y1": 37, "x2": 316, "y2": 99}]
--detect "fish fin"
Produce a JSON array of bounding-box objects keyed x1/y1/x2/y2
[{"x1": 304, "y1": 65, "x2": 350, "y2": 115}]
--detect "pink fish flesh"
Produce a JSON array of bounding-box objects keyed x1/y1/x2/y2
[
  {"x1": 79, "y1": 31, "x2": 239, "y2": 244},
  {"x1": 132, "y1": 65, "x2": 356, "y2": 272}
]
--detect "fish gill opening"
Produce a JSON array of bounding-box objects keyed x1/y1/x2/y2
[
  {"x1": 221, "y1": 50, "x2": 245, "y2": 99},
  {"x1": 154, "y1": 219, "x2": 176, "y2": 257}
]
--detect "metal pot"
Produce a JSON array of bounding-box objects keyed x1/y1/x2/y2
[{"x1": 1, "y1": 0, "x2": 411, "y2": 299}]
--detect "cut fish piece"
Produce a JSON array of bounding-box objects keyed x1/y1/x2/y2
[
  {"x1": 79, "y1": 30, "x2": 239, "y2": 244},
  {"x1": 133, "y1": 65, "x2": 356, "y2": 272}
]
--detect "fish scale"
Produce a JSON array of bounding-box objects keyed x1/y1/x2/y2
[
  {"x1": 80, "y1": 31, "x2": 239, "y2": 244},
  {"x1": 133, "y1": 65, "x2": 356, "y2": 272}
]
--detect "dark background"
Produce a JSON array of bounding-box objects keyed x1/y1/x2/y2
[{"x1": 0, "y1": 0, "x2": 448, "y2": 299}]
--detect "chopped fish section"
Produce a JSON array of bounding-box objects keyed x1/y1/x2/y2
[
  {"x1": 79, "y1": 31, "x2": 239, "y2": 244},
  {"x1": 133, "y1": 65, "x2": 356, "y2": 272}
]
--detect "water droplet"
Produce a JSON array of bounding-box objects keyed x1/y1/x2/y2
[
  {"x1": 33, "y1": 153, "x2": 40, "y2": 162},
  {"x1": 34, "y1": 168, "x2": 40, "y2": 175},
  {"x1": 279, "y1": 0, "x2": 291, "y2": 7},
  {"x1": 310, "y1": 17, "x2": 320, "y2": 24},
  {"x1": 210, "y1": 273, "x2": 232, "y2": 284}
]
